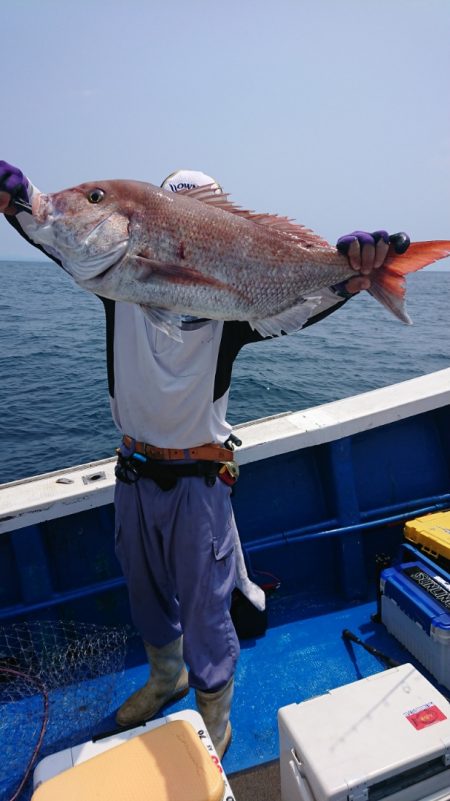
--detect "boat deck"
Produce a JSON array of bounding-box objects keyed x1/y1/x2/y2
[{"x1": 3, "y1": 588, "x2": 429, "y2": 801}]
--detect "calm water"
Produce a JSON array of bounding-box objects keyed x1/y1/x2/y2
[{"x1": 1, "y1": 260, "x2": 449, "y2": 485}]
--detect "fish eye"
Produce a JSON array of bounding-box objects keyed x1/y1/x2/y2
[{"x1": 87, "y1": 189, "x2": 105, "y2": 204}]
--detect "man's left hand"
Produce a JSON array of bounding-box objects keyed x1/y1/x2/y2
[{"x1": 336, "y1": 230, "x2": 410, "y2": 295}]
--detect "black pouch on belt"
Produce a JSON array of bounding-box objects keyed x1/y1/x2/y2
[
  {"x1": 115, "y1": 453, "x2": 220, "y2": 490},
  {"x1": 140, "y1": 460, "x2": 220, "y2": 489}
]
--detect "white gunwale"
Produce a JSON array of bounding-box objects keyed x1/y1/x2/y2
[{"x1": 1, "y1": 368, "x2": 449, "y2": 534}]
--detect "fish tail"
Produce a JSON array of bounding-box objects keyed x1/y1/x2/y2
[{"x1": 368, "y1": 240, "x2": 450, "y2": 323}]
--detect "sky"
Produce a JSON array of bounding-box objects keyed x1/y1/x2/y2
[{"x1": 1, "y1": 0, "x2": 450, "y2": 268}]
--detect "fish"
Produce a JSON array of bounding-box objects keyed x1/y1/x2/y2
[{"x1": 27, "y1": 179, "x2": 450, "y2": 339}]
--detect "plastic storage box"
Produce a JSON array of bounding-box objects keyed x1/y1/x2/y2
[
  {"x1": 381, "y1": 559, "x2": 450, "y2": 690},
  {"x1": 404, "y1": 512, "x2": 450, "y2": 572},
  {"x1": 278, "y1": 664, "x2": 450, "y2": 801}
]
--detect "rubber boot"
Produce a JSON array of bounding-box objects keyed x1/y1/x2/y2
[
  {"x1": 195, "y1": 677, "x2": 234, "y2": 760},
  {"x1": 116, "y1": 636, "x2": 189, "y2": 727}
]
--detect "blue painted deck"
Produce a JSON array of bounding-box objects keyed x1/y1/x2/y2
[
  {"x1": 2, "y1": 585, "x2": 437, "y2": 801},
  {"x1": 116, "y1": 593, "x2": 427, "y2": 775}
]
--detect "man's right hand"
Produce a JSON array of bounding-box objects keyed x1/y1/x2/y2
[{"x1": 0, "y1": 161, "x2": 30, "y2": 215}]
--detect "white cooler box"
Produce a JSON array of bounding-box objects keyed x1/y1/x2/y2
[{"x1": 278, "y1": 664, "x2": 450, "y2": 801}]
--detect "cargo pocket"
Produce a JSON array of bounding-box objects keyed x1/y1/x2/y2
[
  {"x1": 211, "y1": 481, "x2": 235, "y2": 561},
  {"x1": 205, "y1": 517, "x2": 236, "y2": 606},
  {"x1": 212, "y1": 519, "x2": 235, "y2": 561}
]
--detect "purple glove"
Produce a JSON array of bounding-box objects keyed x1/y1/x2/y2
[
  {"x1": 333, "y1": 229, "x2": 410, "y2": 298},
  {"x1": 0, "y1": 160, "x2": 30, "y2": 211},
  {"x1": 336, "y1": 229, "x2": 410, "y2": 256}
]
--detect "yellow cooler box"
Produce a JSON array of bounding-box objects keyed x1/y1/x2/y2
[{"x1": 404, "y1": 512, "x2": 450, "y2": 571}]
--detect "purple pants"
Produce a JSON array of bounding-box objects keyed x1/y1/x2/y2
[{"x1": 114, "y1": 461, "x2": 240, "y2": 692}]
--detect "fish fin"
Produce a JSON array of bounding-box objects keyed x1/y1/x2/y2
[
  {"x1": 368, "y1": 240, "x2": 450, "y2": 323},
  {"x1": 139, "y1": 305, "x2": 184, "y2": 341},
  {"x1": 367, "y1": 282, "x2": 412, "y2": 324},
  {"x1": 132, "y1": 253, "x2": 234, "y2": 294},
  {"x1": 251, "y1": 296, "x2": 322, "y2": 338},
  {"x1": 180, "y1": 184, "x2": 331, "y2": 248}
]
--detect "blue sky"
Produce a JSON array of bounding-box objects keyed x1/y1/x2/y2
[{"x1": 2, "y1": 0, "x2": 450, "y2": 268}]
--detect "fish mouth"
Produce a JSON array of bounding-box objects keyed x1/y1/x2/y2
[
  {"x1": 28, "y1": 193, "x2": 64, "y2": 248},
  {"x1": 32, "y1": 192, "x2": 54, "y2": 223}
]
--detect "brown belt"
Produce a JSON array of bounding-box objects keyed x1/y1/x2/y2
[{"x1": 122, "y1": 436, "x2": 234, "y2": 463}]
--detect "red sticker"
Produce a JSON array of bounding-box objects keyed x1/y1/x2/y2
[{"x1": 406, "y1": 705, "x2": 447, "y2": 730}]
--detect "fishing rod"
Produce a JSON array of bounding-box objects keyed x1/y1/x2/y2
[{"x1": 342, "y1": 629, "x2": 401, "y2": 668}]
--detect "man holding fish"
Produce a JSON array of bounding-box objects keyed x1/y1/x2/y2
[{"x1": 3, "y1": 158, "x2": 445, "y2": 759}]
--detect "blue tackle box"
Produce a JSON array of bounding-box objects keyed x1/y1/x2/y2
[{"x1": 381, "y1": 559, "x2": 450, "y2": 691}]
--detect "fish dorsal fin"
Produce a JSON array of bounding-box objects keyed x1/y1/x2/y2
[{"x1": 179, "y1": 184, "x2": 331, "y2": 249}]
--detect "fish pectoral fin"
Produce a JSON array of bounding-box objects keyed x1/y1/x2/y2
[
  {"x1": 132, "y1": 253, "x2": 231, "y2": 292},
  {"x1": 251, "y1": 296, "x2": 322, "y2": 338},
  {"x1": 139, "y1": 306, "x2": 184, "y2": 341}
]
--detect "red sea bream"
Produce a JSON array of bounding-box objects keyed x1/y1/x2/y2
[{"x1": 28, "y1": 180, "x2": 450, "y2": 339}]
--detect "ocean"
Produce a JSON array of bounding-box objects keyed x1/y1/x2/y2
[{"x1": 1, "y1": 260, "x2": 449, "y2": 485}]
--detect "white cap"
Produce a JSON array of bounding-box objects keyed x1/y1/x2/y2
[{"x1": 160, "y1": 169, "x2": 222, "y2": 193}]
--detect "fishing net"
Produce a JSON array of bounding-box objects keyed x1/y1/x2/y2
[{"x1": 0, "y1": 620, "x2": 128, "y2": 801}]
